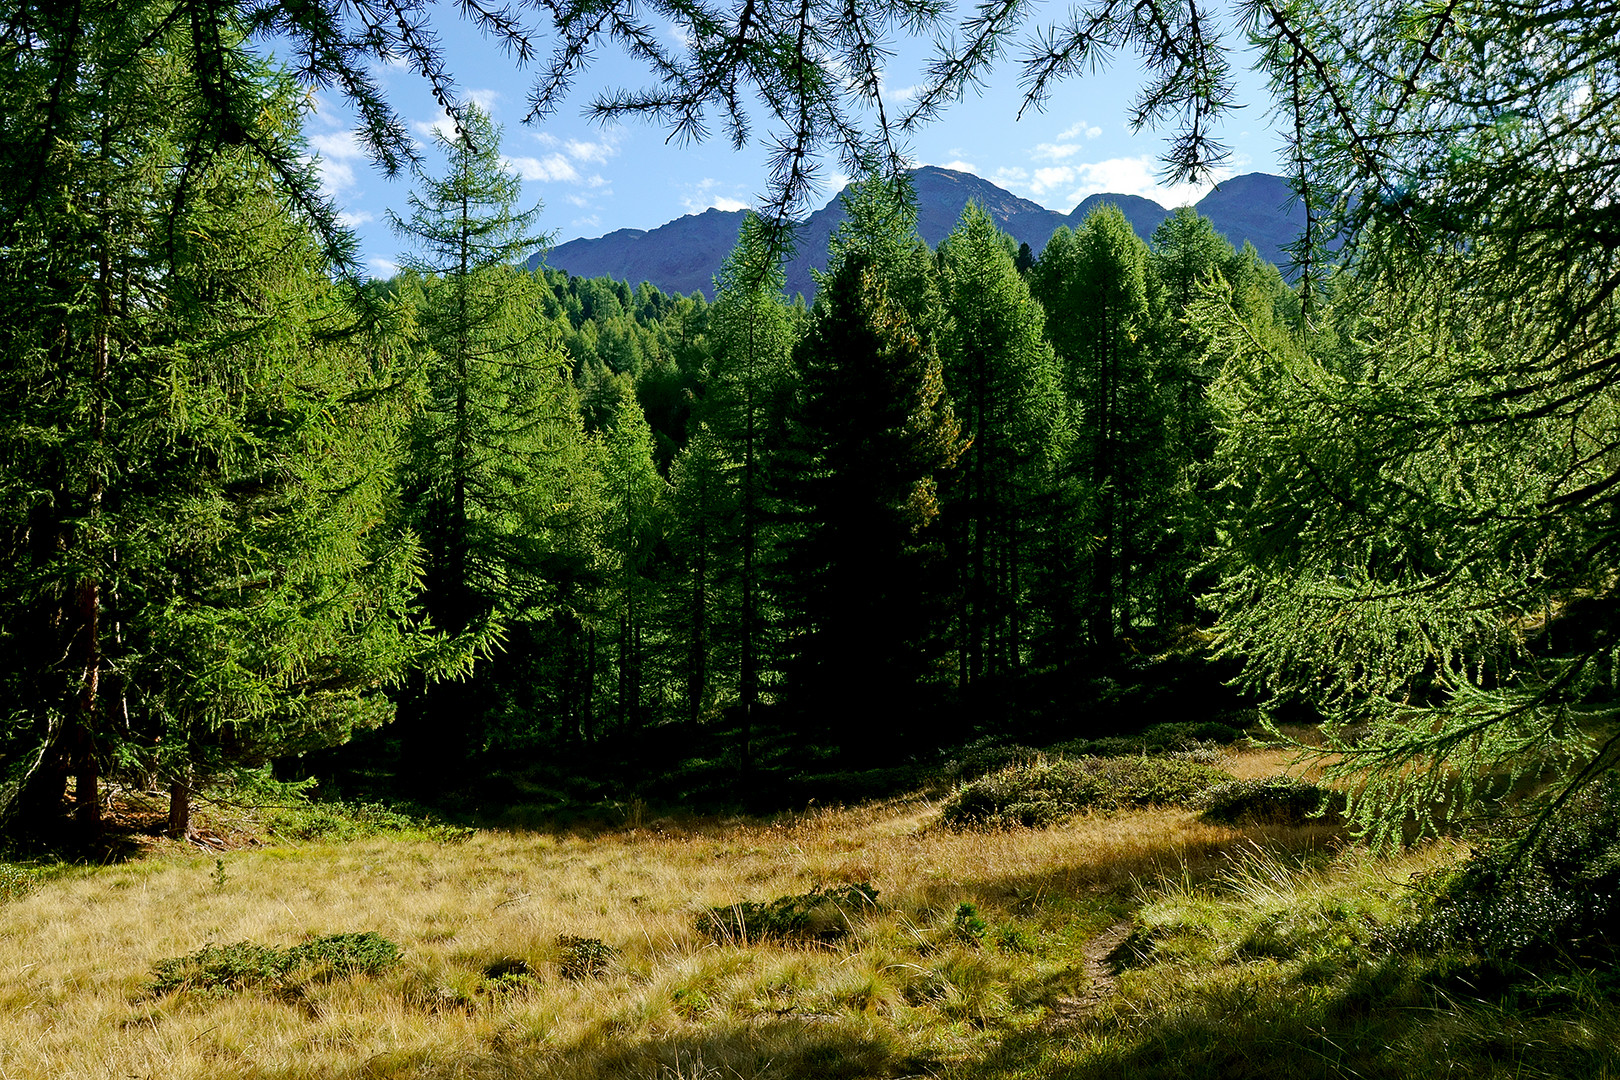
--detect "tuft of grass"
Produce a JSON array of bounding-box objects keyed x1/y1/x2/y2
[
  {"x1": 937, "y1": 756, "x2": 1226, "y2": 830},
  {"x1": 556, "y1": 934, "x2": 619, "y2": 980}
]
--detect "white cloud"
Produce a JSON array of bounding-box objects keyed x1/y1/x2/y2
[
  {"x1": 1033, "y1": 142, "x2": 1081, "y2": 162},
  {"x1": 464, "y1": 88, "x2": 500, "y2": 113},
  {"x1": 1056, "y1": 121, "x2": 1102, "y2": 141},
  {"x1": 335, "y1": 210, "x2": 374, "y2": 228},
  {"x1": 571, "y1": 214, "x2": 602, "y2": 231},
  {"x1": 411, "y1": 116, "x2": 461, "y2": 143},
  {"x1": 682, "y1": 178, "x2": 751, "y2": 213},
  {"x1": 368, "y1": 257, "x2": 400, "y2": 276},
  {"x1": 566, "y1": 193, "x2": 593, "y2": 208},
  {"x1": 991, "y1": 166, "x2": 1029, "y2": 187},
  {"x1": 1056, "y1": 155, "x2": 1230, "y2": 208},
  {"x1": 586, "y1": 174, "x2": 609, "y2": 189},
  {"x1": 505, "y1": 154, "x2": 581, "y2": 183},
  {"x1": 1030, "y1": 165, "x2": 1075, "y2": 195},
  {"x1": 565, "y1": 138, "x2": 617, "y2": 164},
  {"x1": 936, "y1": 159, "x2": 979, "y2": 174},
  {"x1": 306, "y1": 130, "x2": 366, "y2": 198}
]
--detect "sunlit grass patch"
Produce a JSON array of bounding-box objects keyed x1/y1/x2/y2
[{"x1": 5, "y1": 742, "x2": 1607, "y2": 1080}]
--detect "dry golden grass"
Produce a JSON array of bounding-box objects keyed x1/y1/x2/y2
[{"x1": 0, "y1": 746, "x2": 1351, "y2": 1080}]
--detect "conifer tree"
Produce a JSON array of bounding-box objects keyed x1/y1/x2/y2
[
  {"x1": 598, "y1": 398, "x2": 668, "y2": 737},
  {"x1": 1032, "y1": 206, "x2": 1158, "y2": 657},
  {"x1": 665, "y1": 426, "x2": 741, "y2": 732},
  {"x1": 0, "y1": 21, "x2": 438, "y2": 842},
  {"x1": 700, "y1": 214, "x2": 796, "y2": 771},
  {"x1": 775, "y1": 180, "x2": 966, "y2": 760}
]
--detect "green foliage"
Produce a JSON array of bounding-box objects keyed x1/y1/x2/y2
[
  {"x1": 1197, "y1": 778, "x2": 1345, "y2": 826},
  {"x1": 699, "y1": 882, "x2": 880, "y2": 944},
  {"x1": 0, "y1": 27, "x2": 439, "y2": 843},
  {"x1": 937, "y1": 755, "x2": 1225, "y2": 830},
  {"x1": 147, "y1": 932, "x2": 401, "y2": 996},
  {"x1": 774, "y1": 187, "x2": 966, "y2": 758},
  {"x1": 938, "y1": 203, "x2": 1067, "y2": 693},
  {"x1": 953, "y1": 902, "x2": 989, "y2": 944},
  {"x1": 0, "y1": 864, "x2": 50, "y2": 903}
]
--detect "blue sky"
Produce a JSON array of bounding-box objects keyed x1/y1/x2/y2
[{"x1": 284, "y1": 13, "x2": 1286, "y2": 278}]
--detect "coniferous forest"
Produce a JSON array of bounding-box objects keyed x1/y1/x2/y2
[
  {"x1": 0, "y1": 73, "x2": 1299, "y2": 839},
  {"x1": 4, "y1": 4, "x2": 1620, "y2": 1077}
]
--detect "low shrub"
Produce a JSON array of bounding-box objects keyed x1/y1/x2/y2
[
  {"x1": 942, "y1": 741, "x2": 1043, "y2": 781},
  {"x1": 148, "y1": 932, "x2": 401, "y2": 996},
  {"x1": 1197, "y1": 777, "x2": 1345, "y2": 826},
  {"x1": 937, "y1": 756, "x2": 1226, "y2": 830},
  {"x1": 699, "y1": 882, "x2": 880, "y2": 944},
  {"x1": 1401, "y1": 773, "x2": 1620, "y2": 969},
  {"x1": 556, "y1": 935, "x2": 619, "y2": 980},
  {"x1": 264, "y1": 799, "x2": 472, "y2": 843},
  {"x1": 1056, "y1": 721, "x2": 1246, "y2": 761}
]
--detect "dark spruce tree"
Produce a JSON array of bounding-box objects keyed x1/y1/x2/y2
[{"x1": 773, "y1": 177, "x2": 966, "y2": 765}]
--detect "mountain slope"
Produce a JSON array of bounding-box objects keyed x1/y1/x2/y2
[{"x1": 534, "y1": 168, "x2": 1303, "y2": 298}]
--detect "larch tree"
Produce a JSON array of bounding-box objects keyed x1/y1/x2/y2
[
  {"x1": 0, "y1": 13, "x2": 442, "y2": 843},
  {"x1": 388, "y1": 105, "x2": 577, "y2": 785},
  {"x1": 937, "y1": 203, "x2": 1066, "y2": 697},
  {"x1": 700, "y1": 213, "x2": 797, "y2": 772},
  {"x1": 1032, "y1": 205, "x2": 1158, "y2": 657}
]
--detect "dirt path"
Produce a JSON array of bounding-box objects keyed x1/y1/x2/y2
[{"x1": 1048, "y1": 920, "x2": 1133, "y2": 1024}]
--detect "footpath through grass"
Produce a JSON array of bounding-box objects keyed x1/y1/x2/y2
[{"x1": 0, "y1": 742, "x2": 1615, "y2": 1080}]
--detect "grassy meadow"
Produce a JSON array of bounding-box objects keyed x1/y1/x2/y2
[{"x1": 1, "y1": 742, "x2": 1616, "y2": 1080}]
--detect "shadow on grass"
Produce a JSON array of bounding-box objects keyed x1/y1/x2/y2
[
  {"x1": 325, "y1": 1018, "x2": 899, "y2": 1080},
  {"x1": 957, "y1": 954, "x2": 1620, "y2": 1080}
]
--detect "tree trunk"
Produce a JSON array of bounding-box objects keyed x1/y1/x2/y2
[{"x1": 167, "y1": 773, "x2": 191, "y2": 839}]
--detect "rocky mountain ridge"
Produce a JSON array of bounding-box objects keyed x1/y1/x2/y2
[{"x1": 533, "y1": 167, "x2": 1301, "y2": 299}]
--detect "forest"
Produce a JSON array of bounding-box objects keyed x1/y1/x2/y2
[{"x1": 1, "y1": 2, "x2": 1619, "y2": 1077}]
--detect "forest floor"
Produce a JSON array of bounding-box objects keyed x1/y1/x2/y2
[{"x1": 0, "y1": 741, "x2": 1615, "y2": 1080}]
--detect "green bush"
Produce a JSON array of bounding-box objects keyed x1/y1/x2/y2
[
  {"x1": 699, "y1": 882, "x2": 880, "y2": 944},
  {"x1": 148, "y1": 932, "x2": 401, "y2": 996},
  {"x1": 555, "y1": 935, "x2": 619, "y2": 979},
  {"x1": 1056, "y1": 721, "x2": 1245, "y2": 761},
  {"x1": 937, "y1": 756, "x2": 1226, "y2": 830},
  {"x1": 1197, "y1": 777, "x2": 1345, "y2": 826},
  {"x1": 1401, "y1": 773, "x2": 1620, "y2": 968}
]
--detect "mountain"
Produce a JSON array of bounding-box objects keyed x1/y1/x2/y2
[{"x1": 534, "y1": 168, "x2": 1302, "y2": 299}]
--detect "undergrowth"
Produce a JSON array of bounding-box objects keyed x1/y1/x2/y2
[{"x1": 148, "y1": 931, "x2": 402, "y2": 995}]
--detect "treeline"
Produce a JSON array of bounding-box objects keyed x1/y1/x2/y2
[{"x1": 0, "y1": 32, "x2": 1293, "y2": 843}]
